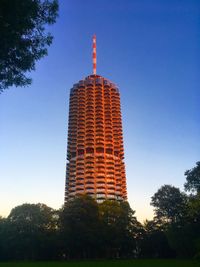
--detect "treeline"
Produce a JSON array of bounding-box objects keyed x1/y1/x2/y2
[{"x1": 0, "y1": 161, "x2": 199, "y2": 260}]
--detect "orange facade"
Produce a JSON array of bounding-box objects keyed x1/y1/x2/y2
[{"x1": 65, "y1": 74, "x2": 127, "y2": 203}]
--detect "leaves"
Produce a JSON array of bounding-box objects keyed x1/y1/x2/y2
[
  {"x1": 0, "y1": 0, "x2": 58, "y2": 92},
  {"x1": 59, "y1": 196, "x2": 142, "y2": 259},
  {"x1": 151, "y1": 185, "x2": 187, "y2": 224},
  {"x1": 184, "y1": 162, "x2": 200, "y2": 194}
]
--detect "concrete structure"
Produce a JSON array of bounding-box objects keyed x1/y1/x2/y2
[{"x1": 65, "y1": 37, "x2": 127, "y2": 203}]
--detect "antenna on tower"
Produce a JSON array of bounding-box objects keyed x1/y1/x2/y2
[{"x1": 92, "y1": 35, "x2": 97, "y2": 75}]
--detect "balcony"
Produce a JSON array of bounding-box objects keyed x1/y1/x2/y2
[
  {"x1": 107, "y1": 180, "x2": 115, "y2": 186},
  {"x1": 68, "y1": 182, "x2": 75, "y2": 187},
  {"x1": 107, "y1": 175, "x2": 115, "y2": 180},
  {"x1": 78, "y1": 124, "x2": 85, "y2": 129},
  {"x1": 96, "y1": 180, "x2": 106, "y2": 184},
  {"x1": 69, "y1": 167, "x2": 76, "y2": 173},
  {"x1": 86, "y1": 121, "x2": 94, "y2": 125},
  {"x1": 107, "y1": 183, "x2": 115, "y2": 189},
  {"x1": 96, "y1": 111, "x2": 103, "y2": 115},
  {"x1": 96, "y1": 172, "x2": 105, "y2": 177},
  {"x1": 85, "y1": 180, "x2": 94, "y2": 185},
  {"x1": 69, "y1": 187, "x2": 76, "y2": 192},
  {"x1": 86, "y1": 103, "x2": 94, "y2": 108},
  {"x1": 86, "y1": 134, "x2": 94, "y2": 139},
  {"x1": 96, "y1": 193, "x2": 106, "y2": 198},
  {"x1": 77, "y1": 138, "x2": 84, "y2": 143},
  {"x1": 106, "y1": 164, "x2": 114, "y2": 170},
  {"x1": 96, "y1": 142, "x2": 104, "y2": 147},
  {"x1": 76, "y1": 167, "x2": 84, "y2": 172},
  {"x1": 76, "y1": 184, "x2": 84, "y2": 190},
  {"x1": 96, "y1": 127, "x2": 104, "y2": 132},
  {"x1": 95, "y1": 96, "x2": 103, "y2": 102},
  {"x1": 68, "y1": 192, "x2": 76, "y2": 196},
  {"x1": 86, "y1": 79, "x2": 94, "y2": 86},
  {"x1": 85, "y1": 143, "x2": 94, "y2": 148},
  {"x1": 95, "y1": 78, "x2": 103, "y2": 85},
  {"x1": 105, "y1": 125, "x2": 112, "y2": 130},
  {"x1": 106, "y1": 145, "x2": 113, "y2": 150},
  {"x1": 85, "y1": 164, "x2": 94, "y2": 169},
  {"x1": 96, "y1": 148, "x2": 104, "y2": 154},
  {"x1": 96, "y1": 166, "x2": 105, "y2": 172},
  {"x1": 85, "y1": 175, "x2": 94, "y2": 180},
  {"x1": 76, "y1": 190, "x2": 85, "y2": 195},
  {"x1": 77, "y1": 157, "x2": 84, "y2": 162},
  {"x1": 107, "y1": 194, "x2": 115, "y2": 199},
  {"x1": 85, "y1": 169, "x2": 94, "y2": 174},
  {"x1": 96, "y1": 162, "x2": 104, "y2": 168},
  {"x1": 86, "y1": 86, "x2": 94, "y2": 90},
  {"x1": 77, "y1": 129, "x2": 84, "y2": 134},
  {"x1": 96, "y1": 154, "x2": 104, "y2": 160},
  {"x1": 86, "y1": 129, "x2": 94, "y2": 134},
  {"x1": 76, "y1": 173, "x2": 84, "y2": 177},
  {"x1": 106, "y1": 160, "x2": 114, "y2": 164},
  {"x1": 69, "y1": 140, "x2": 76, "y2": 146},
  {"x1": 85, "y1": 181, "x2": 94, "y2": 187}
]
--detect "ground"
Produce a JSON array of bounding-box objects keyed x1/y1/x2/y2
[{"x1": 0, "y1": 260, "x2": 199, "y2": 267}]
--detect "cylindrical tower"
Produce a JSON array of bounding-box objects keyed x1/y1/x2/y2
[{"x1": 65, "y1": 74, "x2": 127, "y2": 203}]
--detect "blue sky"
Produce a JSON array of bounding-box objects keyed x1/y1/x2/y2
[{"x1": 0, "y1": 0, "x2": 199, "y2": 222}]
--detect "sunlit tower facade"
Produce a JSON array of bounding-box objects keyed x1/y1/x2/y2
[{"x1": 65, "y1": 36, "x2": 127, "y2": 203}]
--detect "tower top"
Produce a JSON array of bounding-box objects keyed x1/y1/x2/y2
[{"x1": 92, "y1": 35, "x2": 97, "y2": 75}]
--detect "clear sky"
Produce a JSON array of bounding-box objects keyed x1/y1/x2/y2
[{"x1": 0, "y1": 0, "x2": 199, "y2": 222}]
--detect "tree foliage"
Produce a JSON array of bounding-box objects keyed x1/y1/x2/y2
[
  {"x1": 140, "y1": 220, "x2": 175, "y2": 258},
  {"x1": 184, "y1": 161, "x2": 200, "y2": 194},
  {"x1": 150, "y1": 162, "x2": 200, "y2": 259},
  {"x1": 166, "y1": 222, "x2": 198, "y2": 258},
  {"x1": 151, "y1": 185, "x2": 187, "y2": 224},
  {"x1": 0, "y1": 197, "x2": 144, "y2": 260},
  {"x1": 60, "y1": 195, "x2": 100, "y2": 259},
  {"x1": 0, "y1": 0, "x2": 58, "y2": 92},
  {"x1": 59, "y1": 196, "x2": 142, "y2": 259},
  {"x1": 2, "y1": 203, "x2": 59, "y2": 260},
  {"x1": 99, "y1": 200, "x2": 143, "y2": 258},
  {"x1": 1, "y1": 161, "x2": 200, "y2": 260}
]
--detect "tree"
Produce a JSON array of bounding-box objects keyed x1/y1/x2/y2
[
  {"x1": 0, "y1": 0, "x2": 58, "y2": 92},
  {"x1": 151, "y1": 180, "x2": 200, "y2": 258},
  {"x1": 8, "y1": 203, "x2": 58, "y2": 232},
  {"x1": 99, "y1": 200, "x2": 142, "y2": 258},
  {"x1": 60, "y1": 197, "x2": 142, "y2": 259},
  {"x1": 60, "y1": 195, "x2": 101, "y2": 259},
  {"x1": 151, "y1": 185, "x2": 187, "y2": 224},
  {"x1": 6, "y1": 203, "x2": 58, "y2": 260},
  {"x1": 184, "y1": 161, "x2": 200, "y2": 194},
  {"x1": 164, "y1": 192, "x2": 200, "y2": 258},
  {"x1": 166, "y1": 221, "x2": 198, "y2": 258},
  {"x1": 140, "y1": 220, "x2": 175, "y2": 258},
  {"x1": 0, "y1": 216, "x2": 9, "y2": 260}
]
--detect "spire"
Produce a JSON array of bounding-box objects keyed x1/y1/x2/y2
[{"x1": 92, "y1": 35, "x2": 97, "y2": 75}]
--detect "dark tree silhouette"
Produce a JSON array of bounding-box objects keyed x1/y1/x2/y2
[
  {"x1": 1, "y1": 161, "x2": 200, "y2": 261},
  {"x1": 149, "y1": 162, "x2": 200, "y2": 259},
  {"x1": 99, "y1": 200, "x2": 142, "y2": 258},
  {"x1": 0, "y1": 0, "x2": 58, "y2": 92},
  {"x1": 140, "y1": 220, "x2": 175, "y2": 258},
  {"x1": 60, "y1": 195, "x2": 101, "y2": 259},
  {"x1": 151, "y1": 185, "x2": 187, "y2": 224},
  {"x1": 184, "y1": 161, "x2": 200, "y2": 194},
  {"x1": 5, "y1": 203, "x2": 58, "y2": 260},
  {"x1": 166, "y1": 222, "x2": 198, "y2": 258}
]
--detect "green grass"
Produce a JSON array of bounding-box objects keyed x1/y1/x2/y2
[{"x1": 0, "y1": 260, "x2": 199, "y2": 267}]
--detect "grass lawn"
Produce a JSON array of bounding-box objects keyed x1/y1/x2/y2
[{"x1": 0, "y1": 260, "x2": 199, "y2": 267}]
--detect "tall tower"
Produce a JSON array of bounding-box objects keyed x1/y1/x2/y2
[{"x1": 65, "y1": 36, "x2": 127, "y2": 203}]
